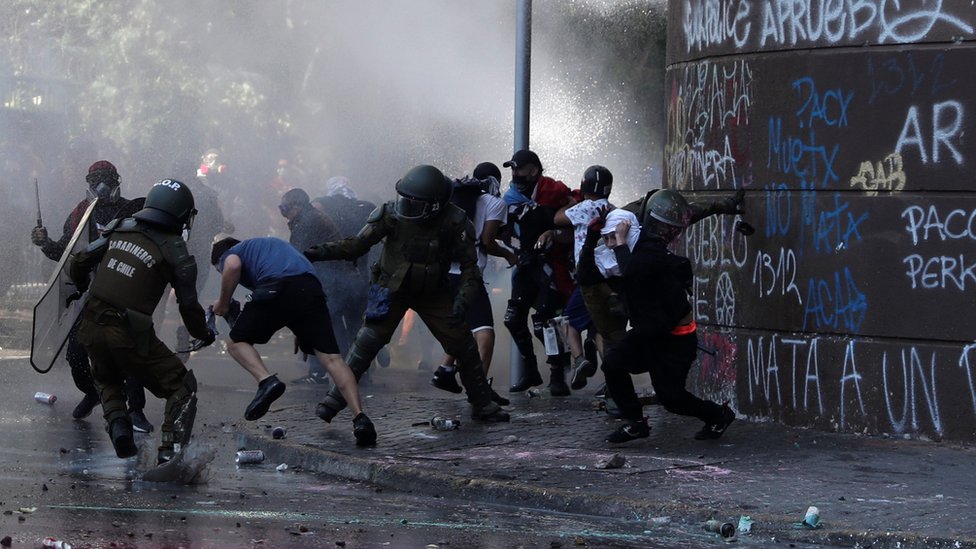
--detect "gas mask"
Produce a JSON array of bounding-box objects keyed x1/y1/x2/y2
[{"x1": 87, "y1": 180, "x2": 121, "y2": 202}]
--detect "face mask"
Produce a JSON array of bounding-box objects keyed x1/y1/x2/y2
[{"x1": 512, "y1": 173, "x2": 535, "y2": 196}]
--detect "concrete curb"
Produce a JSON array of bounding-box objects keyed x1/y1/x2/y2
[{"x1": 236, "y1": 429, "x2": 976, "y2": 549}]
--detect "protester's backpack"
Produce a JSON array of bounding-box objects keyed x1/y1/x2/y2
[{"x1": 449, "y1": 176, "x2": 495, "y2": 222}]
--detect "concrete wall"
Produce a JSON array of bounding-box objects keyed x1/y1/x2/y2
[{"x1": 664, "y1": 0, "x2": 976, "y2": 441}]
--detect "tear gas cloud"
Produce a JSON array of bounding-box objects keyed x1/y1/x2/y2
[{"x1": 0, "y1": 0, "x2": 666, "y2": 302}]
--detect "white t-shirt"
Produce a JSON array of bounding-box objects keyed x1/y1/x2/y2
[
  {"x1": 450, "y1": 193, "x2": 509, "y2": 274},
  {"x1": 564, "y1": 198, "x2": 610, "y2": 264}
]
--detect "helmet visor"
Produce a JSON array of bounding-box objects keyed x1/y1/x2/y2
[{"x1": 394, "y1": 195, "x2": 430, "y2": 221}]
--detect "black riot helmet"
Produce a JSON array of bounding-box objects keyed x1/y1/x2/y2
[
  {"x1": 133, "y1": 179, "x2": 197, "y2": 232},
  {"x1": 394, "y1": 165, "x2": 453, "y2": 222},
  {"x1": 641, "y1": 188, "x2": 690, "y2": 243},
  {"x1": 580, "y1": 165, "x2": 613, "y2": 198}
]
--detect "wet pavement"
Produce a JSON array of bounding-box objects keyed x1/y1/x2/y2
[
  {"x1": 6, "y1": 329, "x2": 976, "y2": 548},
  {"x1": 232, "y1": 349, "x2": 976, "y2": 549}
]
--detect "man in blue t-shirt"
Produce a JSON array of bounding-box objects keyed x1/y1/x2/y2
[{"x1": 210, "y1": 236, "x2": 376, "y2": 446}]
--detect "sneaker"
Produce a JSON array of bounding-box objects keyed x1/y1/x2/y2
[
  {"x1": 108, "y1": 417, "x2": 138, "y2": 458},
  {"x1": 353, "y1": 413, "x2": 377, "y2": 447},
  {"x1": 129, "y1": 410, "x2": 155, "y2": 433},
  {"x1": 569, "y1": 355, "x2": 597, "y2": 390},
  {"x1": 245, "y1": 376, "x2": 286, "y2": 421},
  {"x1": 72, "y1": 392, "x2": 100, "y2": 420},
  {"x1": 584, "y1": 337, "x2": 599, "y2": 368},
  {"x1": 431, "y1": 366, "x2": 463, "y2": 394},
  {"x1": 606, "y1": 418, "x2": 650, "y2": 443},
  {"x1": 695, "y1": 402, "x2": 736, "y2": 440},
  {"x1": 292, "y1": 374, "x2": 329, "y2": 385},
  {"x1": 593, "y1": 382, "x2": 608, "y2": 398}
]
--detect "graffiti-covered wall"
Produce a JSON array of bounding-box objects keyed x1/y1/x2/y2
[{"x1": 665, "y1": 0, "x2": 976, "y2": 441}]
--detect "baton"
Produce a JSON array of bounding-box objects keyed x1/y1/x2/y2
[{"x1": 34, "y1": 178, "x2": 43, "y2": 227}]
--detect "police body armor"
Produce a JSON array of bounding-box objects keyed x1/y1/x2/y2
[
  {"x1": 86, "y1": 219, "x2": 192, "y2": 316},
  {"x1": 373, "y1": 202, "x2": 469, "y2": 294}
]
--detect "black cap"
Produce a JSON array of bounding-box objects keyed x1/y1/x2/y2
[
  {"x1": 502, "y1": 149, "x2": 542, "y2": 170},
  {"x1": 472, "y1": 162, "x2": 501, "y2": 182}
]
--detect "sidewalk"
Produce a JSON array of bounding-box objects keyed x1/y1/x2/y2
[{"x1": 236, "y1": 366, "x2": 976, "y2": 549}]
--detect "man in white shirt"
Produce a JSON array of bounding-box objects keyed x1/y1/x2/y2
[{"x1": 431, "y1": 163, "x2": 516, "y2": 405}]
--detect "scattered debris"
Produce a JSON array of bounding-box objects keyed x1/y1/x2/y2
[
  {"x1": 737, "y1": 515, "x2": 754, "y2": 533},
  {"x1": 799, "y1": 506, "x2": 821, "y2": 529},
  {"x1": 647, "y1": 516, "x2": 671, "y2": 527},
  {"x1": 18, "y1": 506, "x2": 37, "y2": 514},
  {"x1": 595, "y1": 453, "x2": 626, "y2": 470},
  {"x1": 704, "y1": 519, "x2": 736, "y2": 538},
  {"x1": 272, "y1": 427, "x2": 286, "y2": 439},
  {"x1": 276, "y1": 463, "x2": 288, "y2": 472}
]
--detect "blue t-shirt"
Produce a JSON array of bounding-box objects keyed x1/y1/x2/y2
[{"x1": 219, "y1": 237, "x2": 314, "y2": 290}]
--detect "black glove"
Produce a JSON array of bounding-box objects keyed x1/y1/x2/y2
[
  {"x1": 304, "y1": 245, "x2": 327, "y2": 262},
  {"x1": 31, "y1": 226, "x2": 49, "y2": 246},
  {"x1": 719, "y1": 189, "x2": 746, "y2": 215},
  {"x1": 448, "y1": 300, "x2": 467, "y2": 327}
]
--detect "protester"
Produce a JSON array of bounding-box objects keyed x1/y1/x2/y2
[
  {"x1": 210, "y1": 236, "x2": 377, "y2": 446},
  {"x1": 278, "y1": 188, "x2": 342, "y2": 384},
  {"x1": 30, "y1": 160, "x2": 154, "y2": 433},
  {"x1": 601, "y1": 190, "x2": 736, "y2": 443},
  {"x1": 430, "y1": 162, "x2": 515, "y2": 405},
  {"x1": 501, "y1": 150, "x2": 575, "y2": 395}
]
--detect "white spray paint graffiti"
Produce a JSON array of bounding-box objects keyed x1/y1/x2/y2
[
  {"x1": 680, "y1": 0, "x2": 973, "y2": 53},
  {"x1": 882, "y1": 347, "x2": 942, "y2": 436},
  {"x1": 743, "y1": 334, "x2": 964, "y2": 436},
  {"x1": 895, "y1": 100, "x2": 965, "y2": 165}
]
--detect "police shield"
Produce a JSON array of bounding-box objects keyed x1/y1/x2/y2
[{"x1": 29, "y1": 199, "x2": 98, "y2": 374}]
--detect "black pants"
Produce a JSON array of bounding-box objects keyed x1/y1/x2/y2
[
  {"x1": 503, "y1": 257, "x2": 568, "y2": 369},
  {"x1": 66, "y1": 322, "x2": 147, "y2": 411},
  {"x1": 601, "y1": 329, "x2": 721, "y2": 424}
]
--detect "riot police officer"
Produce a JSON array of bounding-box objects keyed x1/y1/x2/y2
[
  {"x1": 305, "y1": 165, "x2": 510, "y2": 424},
  {"x1": 68, "y1": 179, "x2": 215, "y2": 463}
]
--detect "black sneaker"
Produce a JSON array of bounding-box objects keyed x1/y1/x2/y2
[
  {"x1": 292, "y1": 374, "x2": 329, "y2": 385},
  {"x1": 353, "y1": 413, "x2": 377, "y2": 447},
  {"x1": 431, "y1": 366, "x2": 463, "y2": 394},
  {"x1": 606, "y1": 418, "x2": 650, "y2": 443},
  {"x1": 569, "y1": 355, "x2": 597, "y2": 390},
  {"x1": 129, "y1": 410, "x2": 155, "y2": 433},
  {"x1": 108, "y1": 417, "x2": 138, "y2": 458},
  {"x1": 245, "y1": 376, "x2": 286, "y2": 421},
  {"x1": 72, "y1": 392, "x2": 100, "y2": 420},
  {"x1": 695, "y1": 402, "x2": 736, "y2": 440}
]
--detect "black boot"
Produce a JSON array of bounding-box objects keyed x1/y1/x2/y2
[
  {"x1": 108, "y1": 417, "x2": 138, "y2": 458},
  {"x1": 508, "y1": 357, "x2": 543, "y2": 392},
  {"x1": 72, "y1": 392, "x2": 100, "y2": 420},
  {"x1": 245, "y1": 375, "x2": 285, "y2": 421},
  {"x1": 548, "y1": 366, "x2": 571, "y2": 397},
  {"x1": 457, "y1": 354, "x2": 511, "y2": 423}
]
